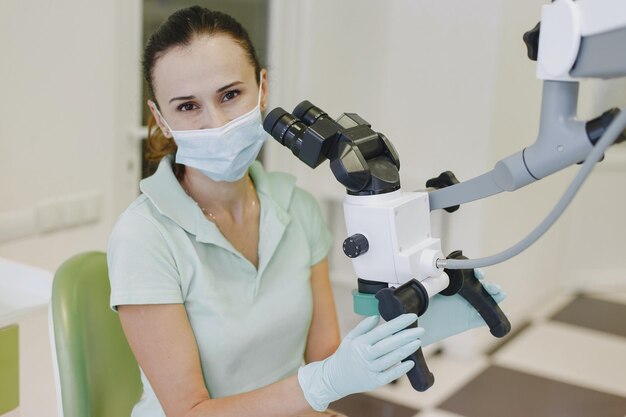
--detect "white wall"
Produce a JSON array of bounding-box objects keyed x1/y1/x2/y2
[
  {"x1": 0, "y1": 0, "x2": 143, "y2": 272},
  {"x1": 266, "y1": 0, "x2": 626, "y2": 350},
  {"x1": 2, "y1": 0, "x2": 624, "y2": 358},
  {"x1": 0, "y1": 2, "x2": 142, "y2": 415}
]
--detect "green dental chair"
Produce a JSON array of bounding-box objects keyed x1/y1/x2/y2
[{"x1": 51, "y1": 251, "x2": 142, "y2": 417}]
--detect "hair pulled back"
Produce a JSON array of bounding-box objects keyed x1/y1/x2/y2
[{"x1": 143, "y1": 6, "x2": 262, "y2": 167}]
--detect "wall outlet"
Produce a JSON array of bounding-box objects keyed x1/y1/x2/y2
[
  {"x1": 35, "y1": 191, "x2": 102, "y2": 233},
  {"x1": 59, "y1": 191, "x2": 102, "y2": 228},
  {"x1": 0, "y1": 209, "x2": 37, "y2": 244},
  {"x1": 35, "y1": 200, "x2": 65, "y2": 233},
  {"x1": 0, "y1": 191, "x2": 103, "y2": 244}
]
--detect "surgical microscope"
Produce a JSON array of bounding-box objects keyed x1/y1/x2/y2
[{"x1": 263, "y1": 0, "x2": 626, "y2": 392}]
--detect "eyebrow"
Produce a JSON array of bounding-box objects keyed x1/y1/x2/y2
[
  {"x1": 169, "y1": 95, "x2": 195, "y2": 104},
  {"x1": 168, "y1": 81, "x2": 244, "y2": 104},
  {"x1": 217, "y1": 81, "x2": 243, "y2": 93}
]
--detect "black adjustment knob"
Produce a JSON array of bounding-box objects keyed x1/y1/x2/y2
[
  {"x1": 426, "y1": 171, "x2": 460, "y2": 213},
  {"x1": 523, "y1": 22, "x2": 541, "y2": 61},
  {"x1": 426, "y1": 171, "x2": 459, "y2": 189},
  {"x1": 586, "y1": 108, "x2": 626, "y2": 146},
  {"x1": 343, "y1": 233, "x2": 369, "y2": 258}
]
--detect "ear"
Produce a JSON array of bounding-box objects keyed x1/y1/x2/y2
[
  {"x1": 147, "y1": 99, "x2": 172, "y2": 138},
  {"x1": 260, "y1": 69, "x2": 268, "y2": 112}
]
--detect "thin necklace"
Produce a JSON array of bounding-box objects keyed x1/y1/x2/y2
[{"x1": 183, "y1": 176, "x2": 257, "y2": 223}]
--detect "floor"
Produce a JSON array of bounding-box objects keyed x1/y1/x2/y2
[{"x1": 329, "y1": 291, "x2": 626, "y2": 417}]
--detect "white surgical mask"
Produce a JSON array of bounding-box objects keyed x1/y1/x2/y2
[{"x1": 155, "y1": 76, "x2": 267, "y2": 182}]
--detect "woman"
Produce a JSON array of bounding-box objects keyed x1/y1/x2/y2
[{"x1": 108, "y1": 6, "x2": 504, "y2": 417}]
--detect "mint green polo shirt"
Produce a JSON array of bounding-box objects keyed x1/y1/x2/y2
[{"x1": 107, "y1": 156, "x2": 332, "y2": 417}]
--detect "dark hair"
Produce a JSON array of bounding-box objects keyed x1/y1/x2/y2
[{"x1": 143, "y1": 6, "x2": 262, "y2": 170}]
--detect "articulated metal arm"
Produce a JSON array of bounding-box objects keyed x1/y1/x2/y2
[
  {"x1": 429, "y1": 0, "x2": 626, "y2": 211},
  {"x1": 429, "y1": 80, "x2": 625, "y2": 211}
]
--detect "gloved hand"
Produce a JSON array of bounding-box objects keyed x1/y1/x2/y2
[
  {"x1": 298, "y1": 313, "x2": 423, "y2": 411},
  {"x1": 418, "y1": 268, "x2": 506, "y2": 346}
]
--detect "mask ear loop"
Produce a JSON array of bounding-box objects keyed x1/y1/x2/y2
[
  {"x1": 152, "y1": 102, "x2": 174, "y2": 138},
  {"x1": 256, "y1": 72, "x2": 263, "y2": 109}
]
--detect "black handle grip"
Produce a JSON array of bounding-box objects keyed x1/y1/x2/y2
[
  {"x1": 403, "y1": 335, "x2": 435, "y2": 391},
  {"x1": 458, "y1": 272, "x2": 511, "y2": 337},
  {"x1": 375, "y1": 280, "x2": 435, "y2": 392},
  {"x1": 444, "y1": 250, "x2": 511, "y2": 338}
]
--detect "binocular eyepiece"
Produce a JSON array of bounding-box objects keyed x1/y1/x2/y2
[
  {"x1": 263, "y1": 101, "x2": 334, "y2": 168},
  {"x1": 263, "y1": 100, "x2": 401, "y2": 194}
]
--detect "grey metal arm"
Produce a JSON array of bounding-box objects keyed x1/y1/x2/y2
[
  {"x1": 429, "y1": 81, "x2": 596, "y2": 211},
  {"x1": 439, "y1": 103, "x2": 626, "y2": 270}
]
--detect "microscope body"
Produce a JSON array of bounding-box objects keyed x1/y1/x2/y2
[
  {"x1": 263, "y1": 101, "x2": 510, "y2": 391},
  {"x1": 343, "y1": 190, "x2": 448, "y2": 297}
]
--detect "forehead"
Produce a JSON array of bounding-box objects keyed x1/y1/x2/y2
[{"x1": 152, "y1": 34, "x2": 255, "y2": 100}]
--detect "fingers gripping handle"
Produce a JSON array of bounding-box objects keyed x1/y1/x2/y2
[
  {"x1": 444, "y1": 250, "x2": 511, "y2": 338},
  {"x1": 375, "y1": 280, "x2": 435, "y2": 392}
]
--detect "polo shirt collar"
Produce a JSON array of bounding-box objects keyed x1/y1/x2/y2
[
  {"x1": 139, "y1": 156, "x2": 295, "y2": 250},
  {"x1": 139, "y1": 156, "x2": 198, "y2": 235}
]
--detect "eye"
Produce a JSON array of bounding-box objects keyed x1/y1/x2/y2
[
  {"x1": 222, "y1": 89, "x2": 240, "y2": 103},
  {"x1": 177, "y1": 102, "x2": 198, "y2": 112}
]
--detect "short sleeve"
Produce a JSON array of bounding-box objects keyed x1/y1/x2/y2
[
  {"x1": 107, "y1": 211, "x2": 183, "y2": 311},
  {"x1": 292, "y1": 188, "x2": 333, "y2": 266}
]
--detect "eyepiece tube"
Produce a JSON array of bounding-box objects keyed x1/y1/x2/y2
[
  {"x1": 263, "y1": 107, "x2": 307, "y2": 157},
  {"x1": 263, "y1": 107, "x2": 290, "y2": 145},
  {"x1": 293, "y1": 100, "x2": 328, "y2": 126}
]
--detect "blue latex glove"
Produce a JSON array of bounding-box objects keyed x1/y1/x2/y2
[
  {"x1": 418, "y1": 268, "x2": 506, "y2": 346},
  {"x1": 298, "y1": 313, "x2": 423, "y2": 411}
]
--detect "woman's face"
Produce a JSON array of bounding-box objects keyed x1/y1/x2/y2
[{"x1": 149, "y1": 33, "x2": 266, "y2": 136}]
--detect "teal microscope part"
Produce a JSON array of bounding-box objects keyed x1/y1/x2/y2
[{"x1": 352, "y1": 289, "x2": 380, "y2": 316}]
